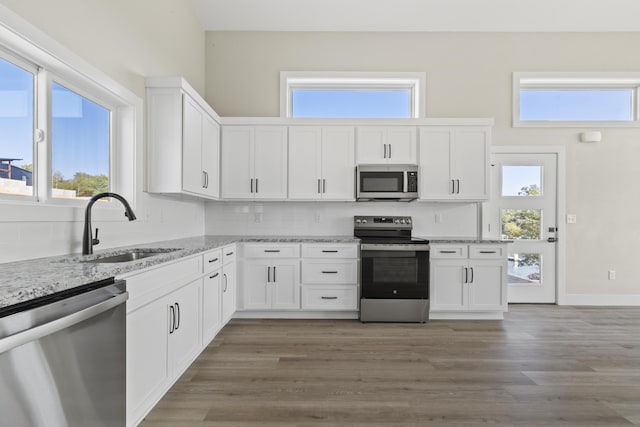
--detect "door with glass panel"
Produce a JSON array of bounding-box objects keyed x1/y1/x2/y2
[{"x1": 484, "y1": 153, "x2": 557, "y2": 303}]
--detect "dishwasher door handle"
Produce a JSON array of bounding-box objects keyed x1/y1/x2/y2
[{"x1": 0, "y1": 292, "x2": 128, "y2": 354}]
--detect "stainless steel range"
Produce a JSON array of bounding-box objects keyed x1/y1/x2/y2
[{"x1": 355, "y1": 216, "x2": 430, "y2": 323}]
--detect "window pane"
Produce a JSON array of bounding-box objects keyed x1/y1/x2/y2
[
  {"x1": 0, "y1": 57, "x2": 34, "y2": 196},
  {"x1": 51, "y1": 83, "x2": 110, "y2": 199},
  {"x1": 508, "y1": 253, "x2": 541, "y2": 285},
  {"x1": 520, "y1": 89, "x2": 633, "y2": 121},
  {"x1": 501, "y1": 209, "x2": 541, "y2": 240},
  {"x1": 502, "y1": 166, "x2": 542, "y2": 197},
  {"x1": 291, "y1": 89, "x2": 411, "y2": 118}
]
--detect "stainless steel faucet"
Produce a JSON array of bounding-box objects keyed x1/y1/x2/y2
[{"x1": 82, "y1": 192, "x2": 137, "y2": 255}]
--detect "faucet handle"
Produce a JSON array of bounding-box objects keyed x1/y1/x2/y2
[{"x1": 92, "y1": 228, "x2": 100, "y2": 245}]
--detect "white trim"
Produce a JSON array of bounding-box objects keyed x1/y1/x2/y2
[
  {"x1": 280, "y1": 71, "x2": 426, "y2": 118},
  {"x1": 564, "y1": 294, "x2": 640, "y2": 306},
  {"x1": 429, "y1": 311, "x2": 505, "y2": 320},
  {"x1": 220, "y1": 117, "x2": 494, "y2": 126},
  {"x1": 512, "y1": 72, "x2": 640, "y2": 128},
  {"x1": 489, "y1": 145, "x2": 567, "y2": 306}
]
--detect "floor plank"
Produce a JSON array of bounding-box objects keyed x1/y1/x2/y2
[{"x1": 140, "y1": 305, "x2": 640, "y2": 426}]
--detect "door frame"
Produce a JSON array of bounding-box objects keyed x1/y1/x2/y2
[{"x1": 488, "y1": 145, "x2": 567, "y2": 305}]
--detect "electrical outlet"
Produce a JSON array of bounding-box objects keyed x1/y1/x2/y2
[
  {"x1": 567, "y1": 214, "x2": 577, "y2": 224},
  {"x1": 435, "y1": 213, "x2": 442, "y2": 223},
  {"x1": 254, "y1": 212, "x2": 263, "y2": 223},
  {"x1": 315, "y1": 213, "x2": 321, "y2": 223},
  {"x1": 608, "y1": 270, "x2": 616, "y2": 280}
]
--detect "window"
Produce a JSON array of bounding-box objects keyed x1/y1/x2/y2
[
  {"x1": 513, "y1": 72, "x2": 640, "y2": 127},
  {"x1": 281, "y1": 72, "x2": 425, "y2": 118},
  {"x1": 0, "y1": 19, "x2": 138, "y2": 209}
]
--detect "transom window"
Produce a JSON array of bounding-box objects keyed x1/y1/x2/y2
[
  {"x1": 513, "y1": 72, "x2": 640, "y2": 127},
  {"x1": 281, "y1": 72, "x2": 425, "y2": 119}
]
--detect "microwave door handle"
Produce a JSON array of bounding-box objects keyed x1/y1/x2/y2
[{"x1": 403, "y1": 171, "x2": 408, "y2": 193}]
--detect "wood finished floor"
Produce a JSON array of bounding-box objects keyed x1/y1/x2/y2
[{"x1": 140, "y1": 305, "x2": 640, "y2": 426}]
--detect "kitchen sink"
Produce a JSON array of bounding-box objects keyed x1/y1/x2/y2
[{"x1": 81, "y1": 248, "x2": 181, "y2": 263}]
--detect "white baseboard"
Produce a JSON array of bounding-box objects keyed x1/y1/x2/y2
[
  {"x1": 563, "y1": 293, "x2": 640, "y2": 306},
  {"x1": 429, "y1": 311, "x2": 505, "y2": 320},
  {"x1": 233, "y1": 311, "x2": 359, "y2": 319}
]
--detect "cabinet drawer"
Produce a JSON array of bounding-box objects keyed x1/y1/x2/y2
[
  {"x1": 222, "y1": 244, "x2": 237, "y2": 264},
  {"x1": 203, "y1": 248, "x2": 222, "y2": 273},
  {"x1": 430, "y1": 245, "x2": 468, "y2": 259},
  {"x1": 124, "y1": 256, "x2": 202, "y2": 311},
  {"x1": 243, "y1": 243, "x2": 300, "y2": 258},
  {"x1": 301, "y1": 243, "x2": 358, "y2": 259},
  {"x1": 301, "y1": 260, "x2": 358, "y2": 284},
  {"x1": 469, "y1": 245, "x2": 506, "y2": 259},
  {"x1": 301, "y1": 285, "x2": 358, "y2": 310}
]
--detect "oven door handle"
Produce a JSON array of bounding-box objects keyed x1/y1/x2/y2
[{"x1": 361, "y1": 244, "x2": 430, "y2": 252}]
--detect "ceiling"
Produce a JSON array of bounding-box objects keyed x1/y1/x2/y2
[{"x1": 192, "y1": 0, "x2": 640, "y2": 32}]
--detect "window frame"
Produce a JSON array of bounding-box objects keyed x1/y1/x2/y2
[
  {"x1": 280, "y1": 71, "x2": 426, "y2": 119},
  {"x1": 0, "y1": 9, "x2": 139, "y2": 218},
  {"x1": 513, "y1": 72, "x2": 640, "y2": 128}
]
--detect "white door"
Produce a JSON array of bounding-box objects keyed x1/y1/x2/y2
[
  {"x1": 271, "y1": 262, "x2": 300, "y2": 309},
  {"x1": 182, "y1": 95, "x2": 204, "y2": 195},
  {"x1": 253, "y1": 127, "x2": 288, "y2": 199},
  {"x1": 288, "y1": 127, "x2": 322, "y2": 200},
  {"x1": 201, "y1": 115, "x2": 220, "y2": 199},
  {"x1": 386, "y1": 127, "x2": 416, "y2": 164},
  {"x1": 221, "y1": 127, "x2": 253, "y2": 199},
  {"x1": 484, "y1": 152, "x2": 558, "y2": 303},
  {"x1": 322, "y1": 127, "x2": 355, "y2": 200}
]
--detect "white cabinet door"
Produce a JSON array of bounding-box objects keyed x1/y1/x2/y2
[
  {"x1": 430, "y1": 260, "x2": 466, "y2": 311},
  {"x1": 127, "y1": 297, "x2": 170, "y2": 424},
  {"x1": 271, "y1": 261, "x2": 300, "y2": 310},
  {"x1": 356, "y1": 126, "x2": 416, "y2": 164},
  {"x1": 182, "y1": 94, "x2": 205, "y2": 195},
  {"x1": 468, "y1": 260, "x2": 506, "y2": 312},
  {"x1": 221, "y1": 127, "x2": 253, "y2": 199},
  {"x1": 419, "y1": 127, "x2": 455, "y2": 200},
  {"x1": 242, "y1": 260, "x2": 271, "y2": 310},
  {"x1": 167, "y1": 280, "x2": 201, "y2": 375},
  {"x1": 419, "y1": 126, "x2": 489, "y2": 201},
  {"x1": 222, "y1": 262, "x2": 237, "y2": 323},
  {"x1": 201, "y1": 114, "x2": 220, "y2": 199},
  {"x1": 453, "y1": 128, "x2": 489, "y2": 200},
  {"x1": 202, "y1": 269, "x2": 222, "y2": 345},
  {"x1": 322, "y1": 127, "x2": 355, "y2": 200},
  {"x1": 254, "y1": 127, "x2": 288, "y2": 199},
  {"x1": 288, "y1": 127, "x2": 322, "y2": 200}
]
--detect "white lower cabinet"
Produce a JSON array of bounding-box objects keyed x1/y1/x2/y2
[
  {"x1": 430, "y1": 243, "x2": 508, "y2": 318},
  {"x1": 166, "y1": 280, "x2": 202, "y2": 374},
  {"x1": 221, "y1": 244, "x2": 237, "y2": 323},
  {"x1": 202, "y1": 269, "x2": 222, "y2": 345}
]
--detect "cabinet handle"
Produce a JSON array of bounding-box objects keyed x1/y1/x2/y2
[
  {"x1": 208, "y1": 257, "x2": 219, "y2": 263},
  {"x1": 456, "y1": 179, "x2": 460, "y2": 194},
  {"x1": 264, "y1": 249, "x2": 281, "y2": 253},
  {"x1": 223, "y1": 273, "x2": 228, "y2": 292},
  {"x1": 267, "y1": 266, "x2": 271, "y2": 283},
  {"x1": 321, "y1": 296, "x2": 338, "y2": 300},
  {"x1": 321, "y1": 271, "x2": 338, "y2": 274},
  {"x1": 256, "y1": 178, "x2": 259, "y2": 193},
  {"x1": 273, "y1": 266, "x2": 276, "y2": 282},
  {"x1": 463, "y1": 267, "x2": 468, "y2": 284},
  {"x1": 210, "y1": 272, "x2": 219, "y2": 279},
  {"x1": 440, "y1": 250, "x2": 457, "y2": 254},
  {"x1": 451, "y1": 179, "x2": 455, "y2": 194},
  {"x1": 388, "y1": 144, "x2": 392, "y2": 159},
  {"x1": 318, "y1": 178, "x2": 321, "y2": 194},
  {"x1": 322, "y1": 179, "x2": 326, "y2": 193},
  {"x1": 250, "y1": 178, "x2": 254, "y2": 193},
  {"x1": 226, "y1": 252, "x2": 234, "y2": 256},
  {"x1": 383, "y1": 143, "x2": 387, "y2": 159},
  {"x1": 169, "y1": 305, "x2": 175, "y2": 334},
  {"x1": 202, "y1": 171, "x2": 207, "y2": 189},
  {"x1": 470, "y1": 267, "x2": 474, "y2": 284},
  {"x1": 322, "y1": 250, "x2": 339, "y2": 253},
  {"x1": 479, "y1": 251, "x2": 496, "y2": 254},
  {"x1": 175, "y1": 303, "x2": 180, "y2": 331}
]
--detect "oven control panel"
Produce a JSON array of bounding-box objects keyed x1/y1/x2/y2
[{"x1": 354, "y1": 216, "x2": 412, "y2": 229}]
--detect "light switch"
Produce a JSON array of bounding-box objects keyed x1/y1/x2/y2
[{"x1": 566, "y1": 214, "x2": 577, "y2": 224}]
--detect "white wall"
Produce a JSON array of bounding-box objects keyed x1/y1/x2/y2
[
  {"x1": 0, "y1": 0, "x2": 207, "y2": 262},
  {"x1": 204, "y1": 31, "x2": 640, "y2": 297},
  {"x1": 205, "y1": 202, "x2": 478, "y2": 238}
]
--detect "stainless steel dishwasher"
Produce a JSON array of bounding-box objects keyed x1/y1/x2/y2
[{"x1": 0, "y1": 278, "x2": 128, "y2": 427}]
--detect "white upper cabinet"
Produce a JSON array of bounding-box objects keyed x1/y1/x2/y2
[
  {"x1": 356, "y1": 126, "x2": 417, "y2": 164},
  {"x1": 418, "y1": 126, "x2": 490, "y2": 201},
  {"x1": 146, "y1": 78, "x2": 221, "y2": 200},
  {"x1": 289, "y1": 126, "x2": 355, "y2": 201},
  {"x1": 221, "y1": 126, "x2": 288, "y2": 200}
]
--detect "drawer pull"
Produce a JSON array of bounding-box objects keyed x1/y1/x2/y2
[
  {"x1": 440, "y1": 250, "x2": 458, "y2": 254},
  {"x1": 322, "y1": 250, "x2": 339, "y2": 253},
  {"x1": 210, "y1": 272, "x2": 219, "y2": 279},
  {"x1": 226, "y1": 252, "x2": 234, "y2": 256},
  {"x1": 321, "y1": 296, "x2": 338, "y2": 300},
  {"x1": 479, "y1": 251, "x2": 497, "y2": 254},
  {"x1": 322, "y1": 271, "x2": 338, "y2": 274},
  {"x1": 208, "y1": 258, "x2": 219, "y2": 263},
  {"x1": 264, "y1": 250, "x2": 281, "y2": 253}
]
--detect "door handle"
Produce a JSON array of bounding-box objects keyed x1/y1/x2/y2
[
  {"x1": 323, "y1": 179, "x2": 326, "y2": 193},
  {"x1": 169, "y1": 305, "x2": 175, "y2": 334},
  {"x1": 210, "y1": 272, "x2": 219, "y2": 279},
  {"x1": 547, "y1": 237, "x2": 557, "y2": 243},
  {"x1": 456, "y1": 179, "x2": 460, "y2": 194},
  {"x1": 318, "y1": 178, "x2": 321, "y2": 194},
  {"x1": 383, "y1": 144, "x2": 387, "y2": 159},
  {"x1": 469, "y1": 267, "x2": 474, "y2": 284},
  {"x1": 388, "y1": 144, "x2": 391, "y2": 159},
  {"x1": 255, "y1": 178, "x2": 259, "y2": 193},
  {"x1": 451, "y1": 179, "x2": 455, "y2": 194},
  {"x1": 223, "y1": 274, "x2": 228, "y2": 292},
  {"x1": 321, "y1": 296, "x2": 338, "y2": 300},
  {"x1": 174, "y1": 303, "x2": 180, "y2": 331},
  {"x1": 250, "y1": 178, "x2": 254, "y2": 193},
  {"x1": 463, "y1": 267, "x2": 468, "y2": 283}
]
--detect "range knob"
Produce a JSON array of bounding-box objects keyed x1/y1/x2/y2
[
  {"x1": 355, "y1": 219, "x2": 361, "y2": 224},
  {"x1": 362, "y1": 219, "x2": 367, "y2": 224},
  {"x1": 394, "y1": 219, "x2": 400, "y2": 224},
  {"x1": 406, "y1": 218, "x2": 412, "y2": 224}
]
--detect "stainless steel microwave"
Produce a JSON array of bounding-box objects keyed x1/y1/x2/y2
[{"x1": 356, "y1": 164, "x2": 419, "y2": 201}]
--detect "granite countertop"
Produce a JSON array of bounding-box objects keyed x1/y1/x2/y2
[{"x1": 0, "y1": 235, "x2": 358, "y2": 311}]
